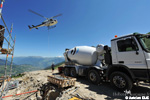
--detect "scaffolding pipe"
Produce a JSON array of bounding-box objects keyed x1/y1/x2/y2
[
  {"x1": 0, "y1": 27, "x2": 5, "y2": 32},
  {"x1": 1, "y1": 16, "x2": 14, "y2": 42},
  {"x1": 10, "y1": 36, "x2": 16, "y2": 76},
  {"x1": 4, "y1": 24, "x2": 12, "y2": 79},
  {"x1": 0, "y1": 0, "x2": 5, "y2": 19},
  {"x1": 0, "y1": 1, "x2": 16, "y2": 100},
  {"x1": 8, "y1": 24, "x2": 13, "y2": 77},
  {"x1": 2, "y1": 90, "x2": 38, "y2": 98},
  {"x1": 0, "y1": 30, "x2": 13, "y2": 48}
]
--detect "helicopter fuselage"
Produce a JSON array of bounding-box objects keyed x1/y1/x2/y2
[
  {"x1": 28, "y1": 19, "x2": 58, "y2": 30},
  {"x1": 44, "y1": 19, "x2": 58, "y2": 26}
]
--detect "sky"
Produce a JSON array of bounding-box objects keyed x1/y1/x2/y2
[{"x1": 1, "y1": 0, "x2": 150, "y2": 57}]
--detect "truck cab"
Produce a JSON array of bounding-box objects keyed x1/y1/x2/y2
[{"x1": 107, "y1": 33, "x2": 150, "y2": 90}]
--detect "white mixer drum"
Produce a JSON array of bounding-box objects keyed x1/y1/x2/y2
[{"x1": 67, "y1": 46, "x2": 98, "y2": 65}]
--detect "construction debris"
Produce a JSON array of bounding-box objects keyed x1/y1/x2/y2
[
  {"x1": 47, "y1": 75, "x2": 76, "y2": 88},
  {"x1": 4, "y1": 70, "x2": 97, "y2": 100}
]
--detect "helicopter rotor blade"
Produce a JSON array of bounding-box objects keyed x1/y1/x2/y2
[
  {"x1": 51, "y1": 14, "x2": 62, "y2": 18},
  {"x1": 28, "y1": 9, "x2": 48, "y2": 20}
]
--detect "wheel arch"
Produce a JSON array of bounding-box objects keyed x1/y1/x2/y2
[
  {"x1": 64, "y1": 65, "x2": 79, "y2": 74},
  {"x1": 85, "y1": 66, "x2": 102, "y2": 77},
  {"x1": 106, "y1": 65, "x2": 135, "y2": 81}
]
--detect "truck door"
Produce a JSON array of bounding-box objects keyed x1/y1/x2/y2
[{"x1": 116, "y1": 37, "x2": 148, "y2": 78}]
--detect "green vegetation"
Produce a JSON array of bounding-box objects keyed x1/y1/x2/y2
[
  {"x1": 146, "y1": 33, "x2": 150, "y2": 49},
  {"x1": 12, "y1": 73, "x2": 25, "y2": 78},
  {"x1": 143, "y1": 32, "x2": 150, "y2": 50},
  {"x1": 11, "y1": 56, "x2": 64, "y2": 68},
  {"x1": 0, "y1": 57, "x2": 64, "y2": 77},
  {"x1": 44, "y1": 61, "x2": 65, "y2": 70},
  {"x1": 147, "y1": 32, "x2": 150, "y2": 34},
  {"x1": 0, "y1": 64, "x2": 41, "y2": 77},
  {"x1": 134, "y1": 32, "x2": 150, "y2": 51},
  {"x1": 144, "y1": 38, "x2": 150, "y2": 49}
]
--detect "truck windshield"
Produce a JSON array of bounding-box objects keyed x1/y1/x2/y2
[{"x1": 138, "y1": 35, "x2": 150, "y2": 52}]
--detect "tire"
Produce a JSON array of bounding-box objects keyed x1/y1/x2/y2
[
  {"x1": 40, "y1": 83, "x2": 55, "y2": 99},
  {"x1": 70, "y1": 68, "x2": 78, "y2": 77},
  {"x1": 110, "y1": 71, "x2": 133, "y2": 91},
  {"x1": 64, "y1": 68, "x2": 70, "y2": 76},
  {"x1": 88, "y1": 70, "x2": 101, "y2": 84},
  {"x1": 46, "y1": 90, "x2": 60, "y2": 100}
]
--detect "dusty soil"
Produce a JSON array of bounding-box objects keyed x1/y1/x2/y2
[{"x1": 3, "y1": 69, "x2": 150, "y2": 100}]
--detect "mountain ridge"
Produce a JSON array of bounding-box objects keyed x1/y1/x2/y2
[{"x1": 1, "y1": 56, "x2": 65, "y2": 68}]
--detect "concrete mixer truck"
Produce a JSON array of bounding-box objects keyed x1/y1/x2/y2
[{"x1": 63, "y1": 33, "x2": 150, "y2": 90}]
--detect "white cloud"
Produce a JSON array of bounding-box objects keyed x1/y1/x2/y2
[{"x1": 57, "y1": 56, "x2": 63, "y2": 58}]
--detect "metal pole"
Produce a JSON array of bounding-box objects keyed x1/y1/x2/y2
[
  {"x1": 4, "y1": 44, "x2": 9, "y2": 79},
  {"x1": 1, "y1": 16, "x2": 14, "y2": 42},
  {"x1": 10, "y1": 36, "x2": 15, "y2": 77},
  {"x1": 0, "y1": 34, "x2": 13, "y2": 48},
  {"x1": 9, "y1": 24, "x2": 14, "y2": 77},
  {"x1": 0, "y1": 1, "x2": 5, "y2": 99},
  {"x1": 0, "y1": 0, "x2": 5, "y2": 19},
  {"x1": 4, "y1": 20, "x2": 12, "y2": 80},
  {"x1": 4, "y1": 54, "x2": 8, "y2": 78}
]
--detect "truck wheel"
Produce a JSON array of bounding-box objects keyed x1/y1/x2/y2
[
  {"x1": 70, "y1": 68, "x2": 77, "y2": 77},
  {"x1": 64, "y1": 68, "x2": 70, "y2": 76},
  {"x1": 110, "y1": 72, "x2": 133, "y2": 91},
  {"x1": 88, "y1": 70, "x2": 100, "y2": 84}
]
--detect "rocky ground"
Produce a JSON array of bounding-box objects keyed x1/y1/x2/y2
[{"x1": 3, "y1": 69, "x2": 150, "y2": 100}]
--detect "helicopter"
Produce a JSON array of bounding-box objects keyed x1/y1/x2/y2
[{"x1": 28, "y1": 9, "x2": 62, "y2": 30}]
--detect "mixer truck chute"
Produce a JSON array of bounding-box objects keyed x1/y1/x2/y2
[{"x1": 63, "y1": 33, "x2": 150, "y2": 90}]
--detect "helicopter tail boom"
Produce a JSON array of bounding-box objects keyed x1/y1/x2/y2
[
  {"x1": 28, "y1": 25, "x2": 32, "y2": 30},
  {"x1": 28, "y1": 25, "x2": 38, "y2": 30}
]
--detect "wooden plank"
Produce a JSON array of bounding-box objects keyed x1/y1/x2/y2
[{"x1": 0, "y1": 48, "x2": 12, "y2": 54}]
